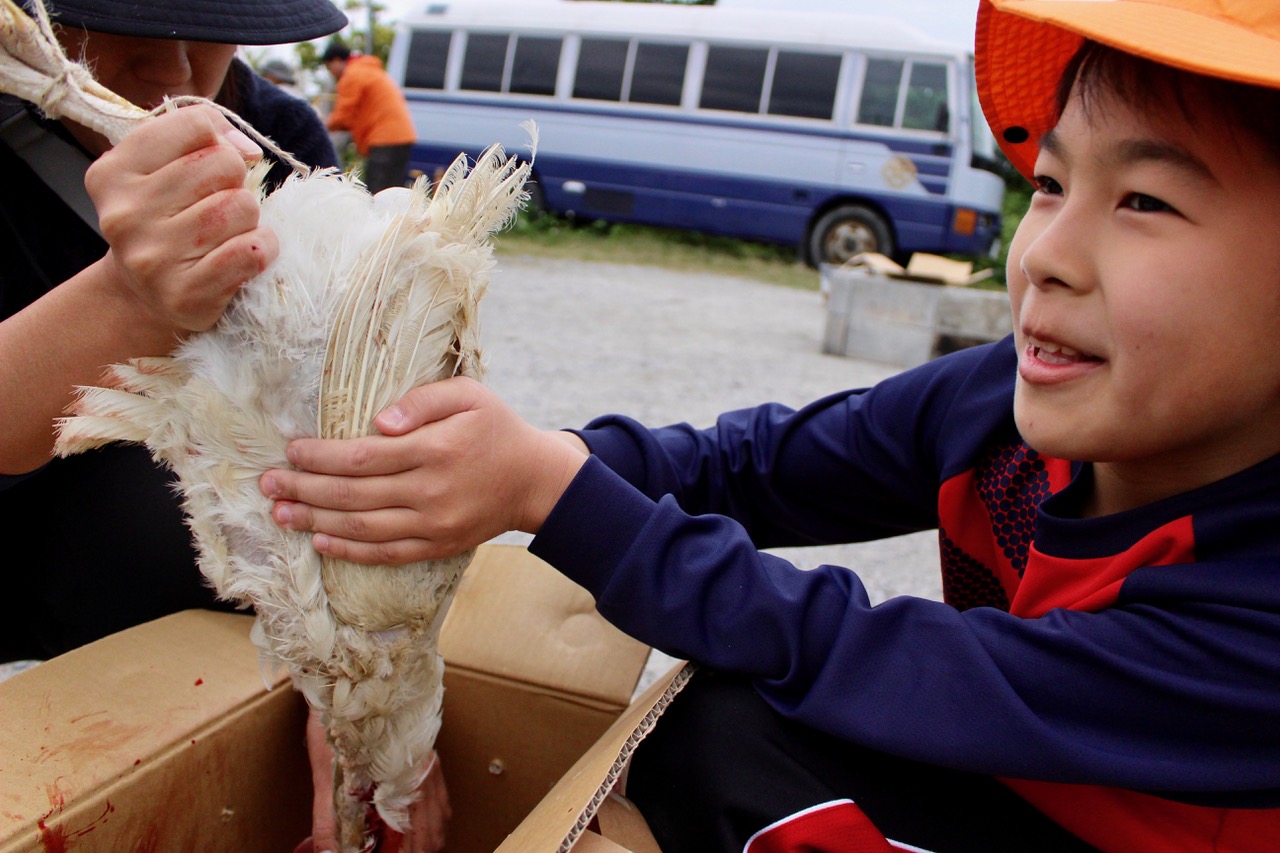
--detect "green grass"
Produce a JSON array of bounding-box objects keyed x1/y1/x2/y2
[
  {"x1": 496, "y1": 211, "x2": 822, "y2": 291},
  {"x1": 494, "y1": 185, "x2": 1034, "y2": 292}
]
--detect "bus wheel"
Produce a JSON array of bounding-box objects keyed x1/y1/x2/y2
[{"x1": 807, "y1": 205, "x2": 892, "y2": 267}]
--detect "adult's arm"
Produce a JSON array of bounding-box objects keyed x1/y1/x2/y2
[
  {"x1": 0, "y1": 106, "x2": 276, "y2": 473},
  {"x1": 325, "y1": 70, "x2": 363, "y2": 133}
]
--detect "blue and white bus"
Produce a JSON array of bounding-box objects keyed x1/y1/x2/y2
[{"x1": 386, "y1": 0, "x2": 1006, "y2": 266}]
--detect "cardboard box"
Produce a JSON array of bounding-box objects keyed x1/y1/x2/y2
[
  {"x1": 821, "y1": 254, "x2": 1012, "y2": 368},
  {"x1": 0, "y1": 544, "x2": 683, "y2": 852}
]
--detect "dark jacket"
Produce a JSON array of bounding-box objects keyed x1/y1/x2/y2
[{"x1": 0, "y1": 59, "x2": 338, "y2": 660}]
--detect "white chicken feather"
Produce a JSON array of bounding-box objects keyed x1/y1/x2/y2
[{"x1": 1, "y1": 1, "x2": 533, "y2": 849}]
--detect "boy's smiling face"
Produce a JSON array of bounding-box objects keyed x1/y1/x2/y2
[{"x1": 1007, "y1": 82, "x2": 1280, "y2": 516}]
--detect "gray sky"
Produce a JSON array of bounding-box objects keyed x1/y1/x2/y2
[
  {"x1": 714, "y1": 0, "x2": 982, "y2": 46},
  {"x1": 374, "y1": 0, "x2": 983, "y2": 48}
]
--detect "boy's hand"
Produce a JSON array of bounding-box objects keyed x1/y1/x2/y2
[
  {"x1": 260, "y1": 377, "x2": 589, "y2": 565},
  {"x1": 85, "y1": 104, "x2": 277, "y2": 335}
]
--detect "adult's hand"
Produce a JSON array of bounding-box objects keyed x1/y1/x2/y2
[
  {"x1": 297, "y1": 707, "x2": 451, "y2": 853},
  {"x1": 0, "y1": 104, "x2": 279, "y2": 470},
  {"x1": 85, "y1": 104, "x2": 278, "y2": 335}
]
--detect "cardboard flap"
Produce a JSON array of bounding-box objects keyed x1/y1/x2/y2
[
  {"x1": 500, "y1": 661, "x2": 695, "y2": 852},
  {"x1": 572, "y1": 831, "x2": 631, "y2": 853},
  {"x1": 0, "y1": 610, "x2": 280, "y2": 804},
  {"x1": 0, "y1": 610, "x2": 311, "y2": 853},
  {"x1": 846, "y1": 251, "x2": 994, "y2": 286},
  {"x1": 843, "y1": 251, "x2": 905, "y2": 276},
  {"x1": 590, "y1": 794, "x2": 662, "y2": 853},
  {"x1": 441, "y1": 545, "x2": 650, "y2": 707}
]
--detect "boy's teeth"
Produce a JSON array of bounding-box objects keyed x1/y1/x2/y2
[
  {"x1": 1038, "y1": 347, "x2": 1075, "y2": 365},
  {"x1": 1041, "y1": 342, "x2": 1078, "y2": 357}
]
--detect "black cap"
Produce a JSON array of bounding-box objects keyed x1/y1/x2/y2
[{"x1": 29, "y1": 0, "x2": 347, "y2": 46}]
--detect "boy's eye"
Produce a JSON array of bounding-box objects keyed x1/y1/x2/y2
[
  {"x1": 1121, "y1": 193, "x2": 1174, "y2": 213},
  {"x1": 1033, "y1": 175, "x2": 1063, "y2": 196}
]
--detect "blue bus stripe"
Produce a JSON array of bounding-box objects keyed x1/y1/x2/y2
[
  {"x1": 409, "y1": 144, "x2": 997, "y2": 255},
  {"x1": 403, "y1": 91, "x2": 954, "y2": 160}
]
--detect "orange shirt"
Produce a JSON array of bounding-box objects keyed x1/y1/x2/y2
[{"x1": 326, "y1": 55, "x2": 415, "y2": 155}]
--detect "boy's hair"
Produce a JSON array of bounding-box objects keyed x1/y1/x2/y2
[{"x1": 1056, "y1": 41, "x2": 1280, "y2": 168}]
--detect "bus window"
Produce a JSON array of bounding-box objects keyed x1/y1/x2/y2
[
  {"x1": 902, "y1": 61, "x2": 949, "y2": 131},
  {"x1": 701, "y1": 45, "x2": 768, "y2": 113},
  {"x1": 404, "y1": 29, "x2": 451, "y2": 90},
  {"x1": 574, "y1": 37, "x2": 629, "y2": 101},
  {"x1": 628, "y1": 42, "x2": 687, "y2": 106},
  {"x1": 767, "y1": 51, "x2": 841, "y2": 120},
  {"x1": 510, "y1": 35, "x2": 561, "y2": 96},
  {"x1": 857, "y1": 57, "x2": 904, "y2": 127},
  {"x1": 460, "y1": 32, "x2": 508, "y2": 92}
]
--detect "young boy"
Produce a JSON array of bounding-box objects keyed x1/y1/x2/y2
[{"x1": 260, "y1": 0, "x2": 1280, "y2": 848}]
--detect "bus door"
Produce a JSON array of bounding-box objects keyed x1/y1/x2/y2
[{"x1": 824, "y1": 54, "x2": 956, "y2": 261}]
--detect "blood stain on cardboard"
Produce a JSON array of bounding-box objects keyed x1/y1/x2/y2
[
  {"x1": 33, "y1": 718, "x2": 148, "y2": 765},
  {"x1": 36, "y1": 783, "x2": 115, "y2": 852},
  {"x1": 66, "y1": 711, "x2": 106, "y2": 726}
]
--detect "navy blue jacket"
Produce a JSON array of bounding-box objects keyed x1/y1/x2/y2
[{"x1": 531, "y1": 337, "x2": 1280, "y2": 850}]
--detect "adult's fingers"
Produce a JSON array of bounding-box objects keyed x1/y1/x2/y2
[
  {"x1": 375, "y1": 753, "x2": 450, "y2": 853},
  {"x1": 112, "y1": 104, "x2": 258, "y2": 176},
  {"x1": 304, "y1": 709, "x2": 341, "y2": 853},
  {"x1": 180, "y1": 224, "x2": 278, "y2": 325}
]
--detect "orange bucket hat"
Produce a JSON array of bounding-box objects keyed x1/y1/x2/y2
[{"x1": 975, "y1": 0, "x2": 1280, "y2": 180}]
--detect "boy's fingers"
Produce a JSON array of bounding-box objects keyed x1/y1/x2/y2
[
  {"x1": 376, "y1": 376, "x2": 485, "y2": 436},
  {"x1": 271, "y1": 500, "x2": 427, "y2": 544},
  {"x1": 278, "y1": 433, "x2": 422, "y2": 479},
  {"x1": 311, "y1": 532, "x2": 440, "y2": 566}
]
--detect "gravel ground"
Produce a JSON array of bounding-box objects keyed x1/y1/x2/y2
[
  {"x1": 0, "y1": 257, "x2": 946, "y2": 691},
  {"x1": 479, "y1": 253, "x2": 944, "y2": 687}
]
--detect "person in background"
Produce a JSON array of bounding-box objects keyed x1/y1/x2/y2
[
  {"x1": 321, "y1": 40, "x2": 416, "y2": 194},
  {"x1": 261, "y1": 0, "x2": 1280, "y2": 849},
  {"x1": 0, "y1": 1, "x2": 446, "y2": 850},
  {"x1": 260, "y1": 57, "x2": 305, "y2": 100}
]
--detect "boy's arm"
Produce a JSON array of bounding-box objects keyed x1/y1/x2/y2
[
  {"x1": 261, "y1": 337, "x2": 1012, "y2": 564},
  {"x1": 533, "y1": 457, "x2": 1280, "y2": 802},
  {"x1": 263, "y1": 344, "x2": 1280, "y2": 798},
  {"x1": 570, "y1": 339, "x2": 1014, "y2": 548}
]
